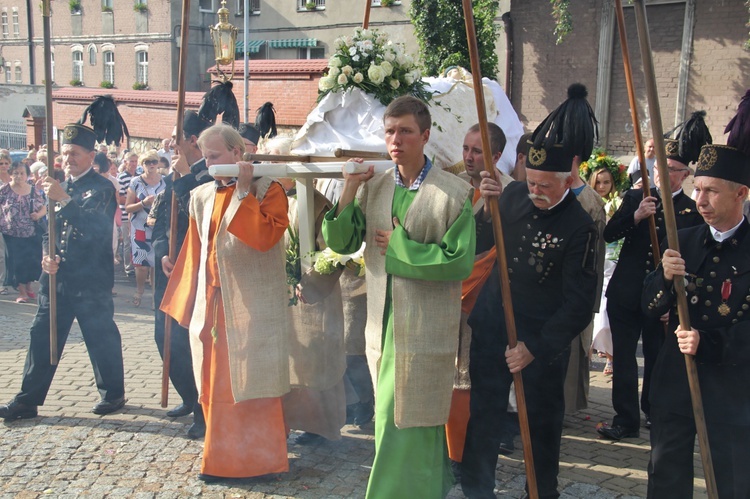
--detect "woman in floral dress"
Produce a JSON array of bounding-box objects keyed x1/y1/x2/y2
[{"x1": 0, "y1": 162, "x2": 46, "y2": 303}]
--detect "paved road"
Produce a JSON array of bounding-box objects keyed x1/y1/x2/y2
[{"x1": 0, "y1": 273, "x2": 708, "y2": 498}]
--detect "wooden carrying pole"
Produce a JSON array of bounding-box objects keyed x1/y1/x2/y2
[
  {"x1": 632, "y1": 2, "x2": 718, "y2": 497},
  {"x1": 161, "y1": 0, "x2": 192, "y2": 408},
  {"x1": 613, "y1": 0, "x2": 661, "y2": 269},
  {"x1": 42, "y1": 0, "x2": 57, "y2": 366},
  {"x1": 362, "y1": 0, "x2": 371, "y2": 29},
  {"x1": 461, "y1": 1, "x2": 537, "y2": 497}
]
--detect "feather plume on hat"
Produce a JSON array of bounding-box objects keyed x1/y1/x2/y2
[
  {"x1": 725, "y1": 89, "x2": 750, "y2": 154},
  {"x1": 78, "y1": 95, "x2": 130, "y2": 146},
  {"x1": 531, "y1": 83, "x2": 599, "y2": 160},
  {"x1": 664, "y1": 110, "x2": 712, "y2": 165},
  {"x1": 198, "y1": 81, "x2": 240, "y2": 129},
  {"x1": 255, "y1": 102, "x2": 277, "y2": 139}
]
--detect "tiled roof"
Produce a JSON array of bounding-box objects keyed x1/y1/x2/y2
[{"x1": 52, "y1": 87, "x2": 205, "y2": 107}]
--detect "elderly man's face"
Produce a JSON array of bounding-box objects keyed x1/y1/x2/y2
[
  {"x1": 654, "y1": 159, "x2": 689, "y2": 193},
  {"x1": 526, "y1": 169, "x2": 573, "y2": 210},
  {"x1": 61, "y1": 144, "x2": 96, "y2": 177}
]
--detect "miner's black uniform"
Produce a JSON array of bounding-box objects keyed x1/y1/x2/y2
[
  {"x1": 461, "y1": 182, "x2": 598, "y2": 499},
  {"x1": 642, "y1": 220, "x2": 750, "y2": 498},
  {"x1": 603, "y1": 187, "x2": 703, "y2": 429},
  {"x1": 152, "y1": 159, "x2": 211, "y2": 416},
  {"x1": 16, "y1": 168, "x2": 124, "y2": 406}
]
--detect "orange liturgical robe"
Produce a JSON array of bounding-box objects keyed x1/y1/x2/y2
[
  {"x1": 161, "y1": 181, "x2": 290, "y2": 478},
  {"x1": 445, "y1": 181, "x2": 497, "y2": 463}
]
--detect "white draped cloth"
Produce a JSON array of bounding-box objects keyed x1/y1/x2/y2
[{"x1": 292, "y1": 76, "x2": 524, "y2": 175}]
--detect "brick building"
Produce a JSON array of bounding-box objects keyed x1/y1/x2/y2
[{"x1": 507, "y1": 0, "x2": 750, "y2": 156}]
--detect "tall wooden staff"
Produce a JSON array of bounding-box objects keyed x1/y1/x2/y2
[
  {"x1": 41, "y1": 0, "x2": 57, "y2": 366},
  {"x1": 461, "y1": 1, "x2": 537, "y2": 497},
  {"x1": 631, "y1": 1, "x2": 718, "y2": 496},
  {"x1": 613, "y1": 0, "x2": 660, "y2": 268},
  {"x1": 362, "y1": 0, "x2": 371, "y2": 29},
  {"x1": 161, "y1": 0, "x2": 192, "y2": 408}
]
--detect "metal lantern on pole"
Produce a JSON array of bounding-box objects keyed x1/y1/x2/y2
[{"x1": 209, "y1": 0, "x2": 238, "y2": 82}]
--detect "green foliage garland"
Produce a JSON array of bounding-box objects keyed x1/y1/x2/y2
[
  {"x1": 409, "y1": 0, "x2": 499, "y2": 78},
  {"x1": 550, "y1": 0, "x2": 572, "y2": 45}
]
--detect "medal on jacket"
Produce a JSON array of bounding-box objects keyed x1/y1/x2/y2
[{"x1": 718, "y1": 279, "x2": 732, "y2": 316}]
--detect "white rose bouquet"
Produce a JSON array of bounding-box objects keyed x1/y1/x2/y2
[
  {"x1": 313, "y1": 246, "x2": 365, "y2": 278},
  {"x1": 318, "y1": 27, "x2": 432, "y2": 105}
]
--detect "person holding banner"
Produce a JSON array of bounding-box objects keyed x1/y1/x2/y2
[
  {"x1": 323, "y1": 95, "x2": 475, "y2": 498},
  {"x1": 160, "y1": 124, "x2": 291, "y2": 482},
  {"x1": 642, "y1": 95, "x2": 750, "y2": 499}
]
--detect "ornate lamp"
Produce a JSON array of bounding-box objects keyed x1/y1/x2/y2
[{"x1": 210, "y1": 0, "x2": 238, "y2": 82}]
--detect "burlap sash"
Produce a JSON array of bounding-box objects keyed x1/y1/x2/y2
[
  {"x1": 358, "y1": 166, "x2": 471, "y2": 428},
  {"x1": 189, "y1": 177, "x2": 290, "y2": 402}
]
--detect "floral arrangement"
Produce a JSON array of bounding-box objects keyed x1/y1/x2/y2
[
  {"x1": 313, "y1": 246, "x2": 366, "y2": 278},
  {"x1": 579, "y1": 148, "x2": 629, "y2": 194},
  {"x1": 317, "y1": 27, "x2": 432, "y2": 106}
]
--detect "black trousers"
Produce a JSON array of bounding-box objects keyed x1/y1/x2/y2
[
  {"x1": 607, "y1": 301, "x2": 664, "y2": 428},
  {"x1": 462, "y1": 324, "x2": 569, "y2": 499},
  {"x1": 648, "y1": 407, "x2": 750, "y2": 498},
  {"x1": 16, "y1": 289, "x2": 125, "y2": 406},
  {"x1": 154, "y1": 285, "x2": 199, "y2": 411}
]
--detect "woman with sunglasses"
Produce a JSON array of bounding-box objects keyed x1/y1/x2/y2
[{"x1": 124, "y1": 150, "x2": 166, "y2": 307}]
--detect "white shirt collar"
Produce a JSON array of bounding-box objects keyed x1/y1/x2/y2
[
  {"x1": 70, "y1": 167, "x2": 92, "y2": 183},
  {"x1": 710, "y1": 218, "x2": 744, "y2": 242},
  {"x1": 547, "y1": 189, "x2": 570, "y2": 211}
]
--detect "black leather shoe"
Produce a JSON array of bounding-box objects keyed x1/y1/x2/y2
[
  {"x1": 166, "y1": 403, "x2": 193, "y2": 418},
  {"x1": 498, "y1": 433, "x2": 515, "y2": 455},
  {"x1": 597, "y1": 424, "x2": 639, "y2": 440},
  {"x1": 0, "y1": 400, "x2": 38, "y2": 420},
  {"x1": 197, "y1": 473, "x2": 223, "y2": 483},
  {"x1": 289, "y1": 431, "x2": 324, "y2": 445},
  {"x1": 353, "y1": 402, "x2": 374, "y2": 427},
  {"x1": 92, "y1": 397, "x2": 126, "y2": 415},
  {"x1": 187, "y1": 422, "x2": 206, "y2": 440}
]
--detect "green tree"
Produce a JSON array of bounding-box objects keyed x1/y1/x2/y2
[{"x1": 410, "y1": 0, "x2": 499, "y2": 79}]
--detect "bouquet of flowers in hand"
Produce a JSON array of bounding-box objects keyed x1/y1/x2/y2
[
  {"x1": 578, "y1": 148, "x2": 630, "y2": 193},
  {"x1": 313, "y1": 245, "x2": 365, "y2": 278},
  {"x1": 318, "y1": 27, "x2": 432, "y2": 106}
]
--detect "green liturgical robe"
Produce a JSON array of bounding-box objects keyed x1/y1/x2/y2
[{"x1": 323, "y1": 170, "x2": 475, "y2": 499}]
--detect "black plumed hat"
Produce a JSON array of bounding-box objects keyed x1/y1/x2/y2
[
  {"x1": 695, "y1": 91, "x2": 750, "y2": 187},
  {"x1": 77, "y1": 95, "x2": 129, "y2": 147},
  {"x1": 255, "y1": 102, "x2": 277, "y2": 139},
  {"x1": 198, "y1": 81, "x2": 240, "y2": 129},
  {"x1": 238, "y1": 123, "x2": 261, "y2": 145},
  {"x1": 528, "y1": 83, "x2": 599, "y2": 173},
  {"x1": 664, "y1": 110, "x2": 712, "y2": 166}
]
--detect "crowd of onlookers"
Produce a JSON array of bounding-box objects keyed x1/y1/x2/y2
[{"x1": 0, "y1": 140, "x2": 173, "y2": 306}]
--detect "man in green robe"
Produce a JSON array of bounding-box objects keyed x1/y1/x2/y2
[{"x1": 323, "y1": 96, "x2": 475, "y2": 498}]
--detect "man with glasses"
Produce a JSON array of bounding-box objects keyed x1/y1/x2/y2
[{"x1": 598, "y1": 114, "x2": 709, "y2": 441}]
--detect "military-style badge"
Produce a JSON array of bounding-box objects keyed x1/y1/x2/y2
[
  {"x1": 697, "y1": 146, "x2": 717, "y2": 171},
  {"x1": 82, "y1": 190, "x2": 93, "y2": 200},
  {"x1": 63, "y1": 126, "x2": 79, "y2": 141},
  {"x1": 528, "y1": 147, "x2": 547, "y2": 167}
]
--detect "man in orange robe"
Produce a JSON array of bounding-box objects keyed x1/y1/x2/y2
[
  {"x1": 447, "y1": 123, "x2": 512, "y2": 466},
  {"x1": 161, "y1": 124, "x2": 291, "y2": 483}
]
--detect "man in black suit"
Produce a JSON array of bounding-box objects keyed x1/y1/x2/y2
[
  {"x1": 150, "y1": 111, "x2": 213, "y2": 438},
  {"x1": 462, "y1": 84, "x2": 600, "y2": 499},
  {"x1": 642, "y1": 139, "x2": 750, "y2": 498},
  {"x1": 0, "y1": 123, "x2": 125, "y2": 420},
  {"x1": 599, "y1": 128, "x2": 707, "y2": 440}
]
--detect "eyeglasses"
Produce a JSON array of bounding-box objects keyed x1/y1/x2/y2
[
  {"x1": 667, "y1": 167, "x2": 688, "y2": 173},
  {"x1": 144, "y1": 160, "x2": 159, "y2": 165}
]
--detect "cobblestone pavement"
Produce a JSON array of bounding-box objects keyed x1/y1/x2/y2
[{"x1": 0, "y1": 274, "x2": 708, "y2": 498}]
